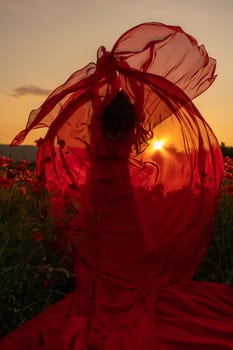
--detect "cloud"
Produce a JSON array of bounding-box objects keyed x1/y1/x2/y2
[{"x1": 12, "y1": 85, "x2": 51, "y2": 97}]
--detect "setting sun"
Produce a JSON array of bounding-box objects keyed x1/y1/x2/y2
[{"x1": 153, "y1": 140, "x2": 164, "y2": 150}]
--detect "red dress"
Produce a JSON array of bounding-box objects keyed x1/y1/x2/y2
[{"x1": 1, "y1": 22, "x2": 233, "y2": 349}]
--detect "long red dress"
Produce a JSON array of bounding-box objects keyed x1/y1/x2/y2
[{"x1": 1, "y1": 22, "x2": 233, "y2": 349}]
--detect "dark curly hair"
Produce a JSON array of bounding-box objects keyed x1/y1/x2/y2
[
  {"x1": 101, "y1": 90, "x2": 153, "y2": 154},
  {"x1": 102, "y1": 91, "x2": 136, "y2": 141}
]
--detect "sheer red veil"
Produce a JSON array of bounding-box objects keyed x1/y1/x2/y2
[{"x1": 11, "y1": 23, "x2": 223, "y2": 247}]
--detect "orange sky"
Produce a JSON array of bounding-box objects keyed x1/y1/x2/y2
[{"x1": 0, "y1": 0, "x2": 233, "y2": 146}]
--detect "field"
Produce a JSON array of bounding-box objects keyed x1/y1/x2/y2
[{"x1": 0, "y1": 154, "x2": 233, "y2": 338}]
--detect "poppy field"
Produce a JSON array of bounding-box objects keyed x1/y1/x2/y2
[
  {"x1": 0, "y1": 156, "x2": 75, "y2": 337},
  {"x1": 0, "y1": 154, "x2": 233, "y2": 337}
]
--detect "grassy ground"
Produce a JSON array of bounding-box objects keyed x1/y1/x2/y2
[
  {"x1": 0, "y1": 159, "x2": 76, "y2": 337},
  {"x1": 0, "y1": 157, "x2": 233, "y2": 338}
]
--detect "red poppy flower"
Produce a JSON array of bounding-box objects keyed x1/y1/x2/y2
[
  {"x1": 43, "y1": 278, "x2": 56, "y2": 287},
  {"x1": 20, "y1": 187, "x2": 27, "y2": 195},
  {"x1": 32, "y1": 232, "x2": 43, "y2": 242},
  {"x1": 0, "y1": 156, "x2": 13, "y2": 167},
  {"x1": 17, "y1": 163, "x2": 27, "y2": 172},
  {"x1": 0, "y1": 176, "x2": 12, "y2": 189},
  {"x1": 225, "y1": 172, "x2": 233, "y2": 181},
  {"x1": 7, "y1": 169, "x2": 15, "y2": 178},
  {"x1": 225, "y1": 184, "x2": 233, "y2": 195}
]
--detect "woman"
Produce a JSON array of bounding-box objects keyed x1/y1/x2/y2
[{"x1": 1, "y1": 22, "x2": 233, "y2": 349}]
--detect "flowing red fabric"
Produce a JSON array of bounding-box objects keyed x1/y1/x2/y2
[{"x1": 2, "y1": 22, "x2": 233, "y2": 349}]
